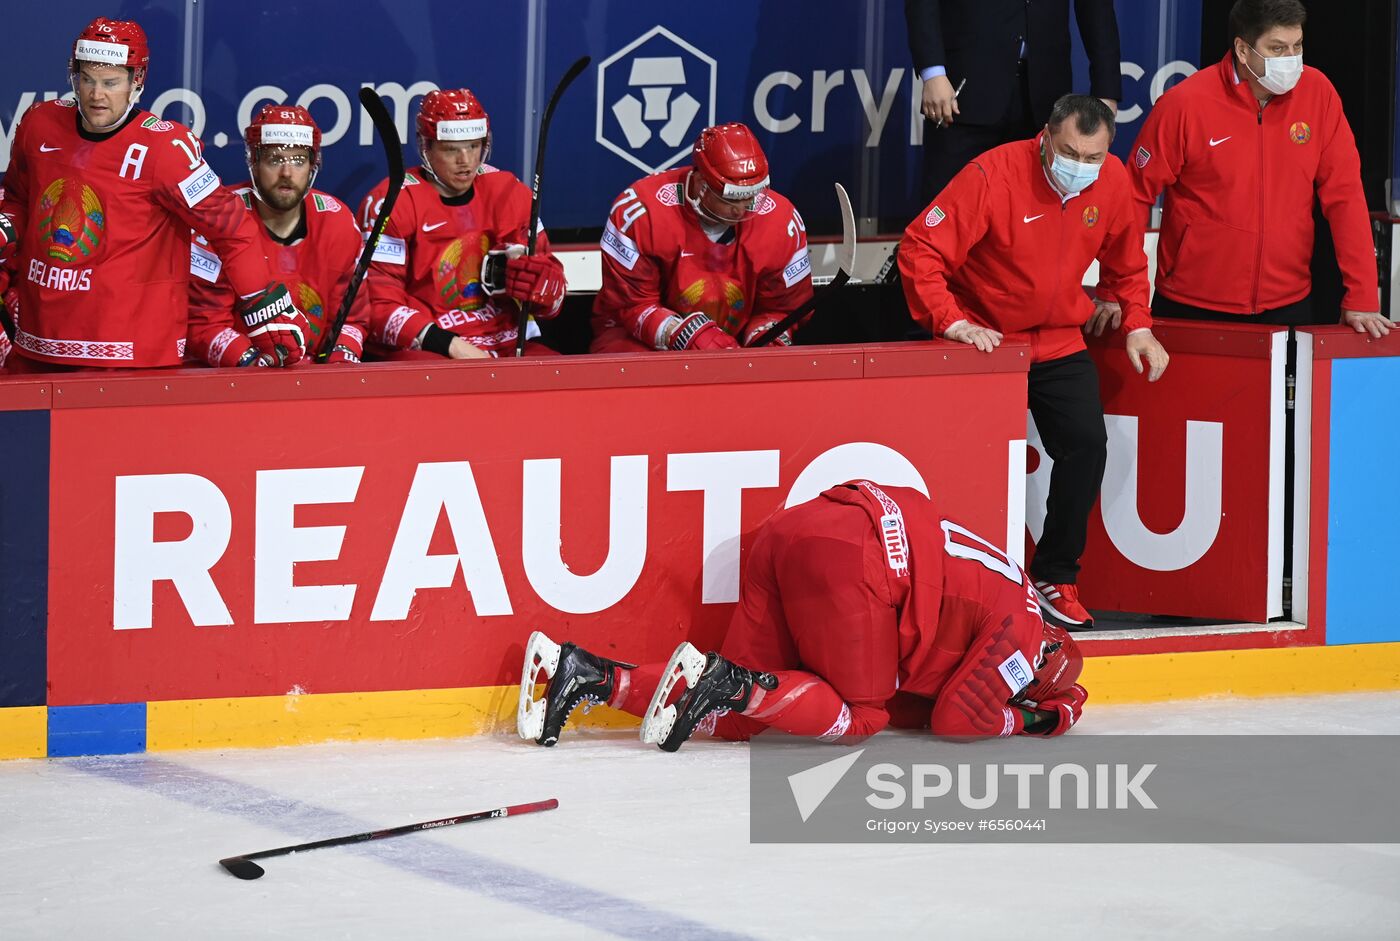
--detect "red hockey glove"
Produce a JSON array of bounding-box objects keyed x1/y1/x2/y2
[
  {"x1": 504, "y1": 253, "x2": 566, "y2": 313},
  {"x1": 742, "y1": 316, "x2": 793, "y2": 347},
  {"x1": 237, "y1": 283, "x2": 310, "y2": 366},
  {"x1": 666, "y1": 312, "x2": 739, "y2": 352},
  {"x1": 0, "y1": 211, "x2": 15, "y2": 260},
  {"x1": 0, "y1": 326, "x2": 10, "y2": 370},
  {"x1": 324, "y1": 323, "x2": 364, "y2": 364},
  {"x1": 1020, "y1": 684, "x2": 1087, "y2": 737}
]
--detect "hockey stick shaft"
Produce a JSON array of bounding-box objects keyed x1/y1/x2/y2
[
  {"x1": 515, "y1": 54, "x2": 591, "y2": 357},
  {"x1": 219, "y1": 797, "x2": 558, "y2": 880},
  {"x1": 316, "y1": 88, "x2": 406, "y2": 361},
  {"x1": 746, "y1": 182, "x2": 857, "y2": 348}
]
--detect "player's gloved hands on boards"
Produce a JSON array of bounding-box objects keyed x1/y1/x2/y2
[
  {"x1": 322, "y1": 324, "x2": 364, "y2": 364},
  {"x1": 504, "y1": 252, "x2": 566, "y2": 312},
  {"x1": 742, "y1": 316, "x2": 793, "y2": 347},
  {"x1": 943, "y1": 319, "x2": 1002, "y2": 353},
  {"x1": 1020, "y1": 684, "x2": 1087, "y2": 737},
  {"x1": 1084, "y1": 298, "x2": 1122, "y2": 337},
  {"x1": 666, "y1": 312, "x2": 739, "y2": 352},
  {"x1": 1125, "y1": 328, "x2": 1169, "y2": 382},
  {"x1": 238, "y1": 282, "x2": 310, "y2": 366}
]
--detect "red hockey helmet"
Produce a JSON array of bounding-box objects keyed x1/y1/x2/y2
[
  {"x1": 244, "y1": 104, "x2": 323, "y2": 180},
  {"x1": 687, "y1": 123, "x2": 770, "y2": 223},
  {"x1": 417, "y1": 88, "x2": 490, "y2": 151},
  {"x1": 1015, "y1": 624, "x2": 1084, "y2": 706},
  {"x1": 71, "y1": 17, "x2": 150, "y2": 88}
]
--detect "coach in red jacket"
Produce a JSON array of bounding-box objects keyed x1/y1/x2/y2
[
  {"x1": 1127, "y1": 0, "x2": 1389, "y2": 337},
  {"x1": 901, "y1": 94, "x2": 1168, "y2": 630}
]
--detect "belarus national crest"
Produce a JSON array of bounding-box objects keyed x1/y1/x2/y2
[
  {"x1": 434, "y1": 235, "x2": 490, "y2": 311},
  {"x1": 1082, "y1": 205, "x2": 1100, "y2": 228},
  {"x1": 297, "y1": 282, "x2": 326, "y2": 338},
  {"x1": 38, "y1": 177, "x2": 105, "y2": 264},
  {"x1": 1289, "y1": 122, "x2": 1311, "y2": 145}
]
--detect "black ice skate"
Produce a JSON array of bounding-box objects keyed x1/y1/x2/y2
[
  {"x1": 641, "y1": 642, "x2": 779, "y2": 753},
  {"x1": 517, "y1": 630, "x2": 635, "y2": 747}
]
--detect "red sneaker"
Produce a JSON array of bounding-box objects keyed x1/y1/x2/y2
[{"x1": 1032, "y1": 580, "x2": 1094, "y2": 630}]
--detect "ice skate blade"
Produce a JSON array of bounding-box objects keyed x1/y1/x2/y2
[
  {"x1": 640, "y1": 642, "x2": 706, "y2": 746},
  {"x1": 517, "y1": 631, "x2": 561, "y2": 741}
]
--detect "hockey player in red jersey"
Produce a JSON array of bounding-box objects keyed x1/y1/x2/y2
[
  {"x1": 519, "y1": 481, "x2": 1086, "y2": 751},
  {"x1": 0, "y1": 18, "x2": 304, "y2": 372},
  {"x1": 186, "y1": 105, "x2": 360, "y2": 367},
  {"x1": 359, "y1": 89, "x2": 566, "y2": 360},
  {"x1": 591, "y1": 123, "x2": 814, "y2": 353}
]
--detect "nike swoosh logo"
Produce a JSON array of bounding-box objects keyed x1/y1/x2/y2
[
  {"x1": 39, "y1": 143, "x2": 61, "y2": 153},
  {"x1": 1023, "y1": 214, "x2": 1044, "y2": 224},
  {"x1": 1209, "y1": 136, "x2": 1232, "y2": 147},
  {"x1": 422, "y1": 221, "x2": 447, "y2": 232}
]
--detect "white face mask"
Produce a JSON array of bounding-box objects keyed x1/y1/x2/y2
[{"x1": 1245, "y1": 46, "x2": 1303, "y2": 96}]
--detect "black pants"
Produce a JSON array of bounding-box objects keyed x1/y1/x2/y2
[
  {"x1": 1028, "y1": 350, "x2": 1106, "y2": 585},
  {"x1": 920, "y1": 62, "x2": 1038, "y2": 204},
  {"x1": 1152, "y1": 292, "x2": 1317, "y2": 326}
]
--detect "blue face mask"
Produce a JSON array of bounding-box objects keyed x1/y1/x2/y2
[{"x1": 1050, "y1": 151, "x2": 1101, "y2": 195}]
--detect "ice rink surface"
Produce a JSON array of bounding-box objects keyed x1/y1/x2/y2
[{"x1": 3, "y1": 692, "x2": 1399, "y2": 940}]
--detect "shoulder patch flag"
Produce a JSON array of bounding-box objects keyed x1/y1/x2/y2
[
  {"x1": 1135, "y1": 146, "x2": 1151, "y2": 169},
  {"x1": 924, "y1": 205, "x2": 946, "y2": 227}
]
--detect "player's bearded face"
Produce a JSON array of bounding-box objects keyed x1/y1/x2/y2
[
  {"x1": 73, "y1": 63, "x2": 135, "y2": 131},
  {"x1": 254, "y1": 146, "x2": 314, "y2": 211},
  {"x1": 427, "y1": 140, "x2": 484, "y2": 197}
]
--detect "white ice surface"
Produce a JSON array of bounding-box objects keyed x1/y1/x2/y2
[{"x1": 2, "y1": 692, "x2": 1398, "y2": 940}]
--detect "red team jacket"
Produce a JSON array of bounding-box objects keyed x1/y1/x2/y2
[
  {"x1": 592, "y1": 167, "x2": 813, "y2": 350},
  {"x1": 360, "y1": 165, "x2": 561, "y2": 355},
  {"x1": 1, "y1": 100, "x2": 271, "y2": 367},
  {"x1": 824, "y1": 482, "x2": 1055, "y2": 738},
  {"x1": 900, "y1": 135, "x2": 1151, "y2": 362},
  {"x1": 1130, "y1": 53, "x2": 1378, "y2": 315},
  {"x1": 187, "y1": 185, "x2": 367, "y2": 366}
]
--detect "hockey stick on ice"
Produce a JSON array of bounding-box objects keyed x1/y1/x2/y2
[
  {"x1": 315, "y1": 87, "x2": 406, "y2": 362},
  {"x1": 218, "y1": 797, "x2": 559, "y2": 880},
  {"x1": 745, "y1": 182, "x2": 857, "y2": 347},
  {"x1": 514, "y1": 54, "x2": 592, "y2": 357}
]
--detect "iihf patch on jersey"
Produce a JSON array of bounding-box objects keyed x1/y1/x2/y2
[
  {"x1": 189, "y1": 242, "x2": 222, "y2": 282},
  {"x1": 997, "y1": 650, "x2": 1035, "y2": 696},
  {"x1": 601, "y1": 219, "x2": 640, "y2": 271},
  {"x1": 783, "y1": 248, "x2": 811, "y2": 287},
  {"x1": 924, "y1": 205, "x2": 946, "y2": 227},
  {"x1": 1135, "y1": 146, "x2": 1151, "y2": 169},
  {"x1": 179, "y1": 163, "x2": 220, "y2": 208},
  {"x1": 371, "y1": 234, "x2": 406, "y2": 265}
]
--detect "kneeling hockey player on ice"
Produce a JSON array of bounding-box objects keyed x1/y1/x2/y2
[{"x1": 519, "y1": 481, "x2": 1086, "y2": 751}]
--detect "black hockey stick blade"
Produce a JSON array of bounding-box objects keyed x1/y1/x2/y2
[
  {"x1": 316, "y1": 88, "x2": 406, "y2": 361},
  {"x1": 746, "y1": 182, "x2": 857, "y2": 348},
  {"x1": 516, "y1": 55, "x2": 591, "y2": 357},
  {"x1": 218, "y1": 797, "x2": 559, "y2": 880}
]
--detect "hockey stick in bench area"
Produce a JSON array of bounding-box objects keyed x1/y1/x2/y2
[
  {"x1": 218, "y1": 797, "x2": 558, "y2": 880},
  {"x1": 315, "y1": 87, "x2": 406, "y2": 362},
  {"x1": 744, "y1": 181, "x2": 858, "y2": 347}
]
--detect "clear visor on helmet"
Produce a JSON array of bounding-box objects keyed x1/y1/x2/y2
[{"x1": 688, "y1": 172, "x2": 769, "y2": 225}]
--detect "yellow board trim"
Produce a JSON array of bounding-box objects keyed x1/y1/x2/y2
[
  {"x1": 1083, "y1": 641, "x2": 1400, "y2": 703},
  {"x1": 5, "y1": 641, "x2": 1397, "y2": 757},
  {"x1": 145, "y1": 684, "x2": 637, "y2": 752},
  {"x1": 0, "y1": 706, "x2": 47, "y2": 760}
]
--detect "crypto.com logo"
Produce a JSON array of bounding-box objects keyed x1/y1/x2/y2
[{"x1": 596, "y1": 25, "x2": 716, "y2": 174}]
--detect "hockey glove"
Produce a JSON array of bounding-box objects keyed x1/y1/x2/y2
[
  {"x1": 324, "y1": 323, "x2": 365, "y2": 364},
  {"x1": 665, "y1": 312, "x2": 740, "y2": 352},
  {"x1": 1019, "y1": 684, "x2": 1087, "y2": 737},
  {"x1": 741, "y1": 316, "x2": 794, "y2": 347},
  {"x1": 0, "y1": 211, "x2": 14, "y2": 260},
  {"x1": 503, "y1": 253, "x2": 566, "y2": 314},
  {"x1": 237, "y1": 283, "x2": 310, "y2": 366}
]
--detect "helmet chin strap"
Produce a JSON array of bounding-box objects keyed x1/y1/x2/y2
[
  {"x1": 684, "y1": 171, "x2": 737, "y2": 230},
  {"x1": 71, "y1": 73, "x2": 143, "y2": 131}
]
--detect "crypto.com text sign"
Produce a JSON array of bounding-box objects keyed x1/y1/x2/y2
[{"x1": 45, "y1": 350, "x2": 1027, "y2": 706}]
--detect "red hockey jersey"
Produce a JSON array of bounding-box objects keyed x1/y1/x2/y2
[
  {"x1": 823, "y1": 482, "x2": 1051, "y2": 738},
  {"x1": 1129, "y1": 54, "x2": 1377, "y2": 315},
  {"x1": 359, "y1": 165, "x2": 561, "y2": 355},
  {"x1": 592, "y1": 167, "x2": 813, "y2": 350},
  {"x1": 0, "y1": 100, "x2": 272, "y2": 367},
  {"x1": 900, "y1": 135, "x2": 1151, "y2": 362},
  {"x1": 187, "y1": 185, "x2": 366, "y2": 366}
]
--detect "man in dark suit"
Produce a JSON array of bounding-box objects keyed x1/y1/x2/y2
[{"x1": 906, "y1": 0, "x2": 1123, "y2": 202}]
